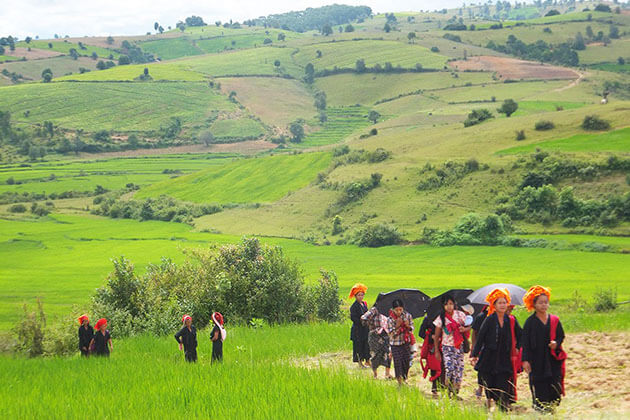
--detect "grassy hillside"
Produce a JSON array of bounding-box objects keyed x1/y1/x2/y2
[
  {"x1": 136, "y1": 152, "x2": 331, "y2": 203},
  {"x1": 0, "y1": 82, "x2": 235, "y2": 132},
  {"x1": 16, "y1": 40, "x2": 120, "y2": 59},
  {"x1": 0, "y1": 56, "x2": 99, "y2": 81},
  {"x1": 55, "y1": 62, "x2": 206, "y2": 81}
]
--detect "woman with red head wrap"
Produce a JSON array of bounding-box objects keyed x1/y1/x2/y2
[
  {"x1": 521, "y1": 286, "x2": 565, "y2": 413},
  {"x1": 175, "y1": 314, "x2": 197, "y2": 363},
  {"x1": 89, "y1": 318, "x2": 112, "y2": 357},
  {"x1": 471, "y1": 288, "x2": 522, "y2": 411},
  {"x1": 77, "y1": 315, "x2": 93, "y2": 357},
  {"x1": 349, "y1": 283, "x2": 370, "y2": 368},
  {"x1": 211, "y1": 312, "x2": 225, "y2": 363}
]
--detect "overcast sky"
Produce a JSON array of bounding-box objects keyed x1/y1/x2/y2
[{"x1": 2, "y1": 1, "x2": 467, "y2": 40}]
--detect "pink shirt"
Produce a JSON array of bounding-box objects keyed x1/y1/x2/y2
[{"x1": 433, "y1": 310, "x2": 466, "y2": 347}]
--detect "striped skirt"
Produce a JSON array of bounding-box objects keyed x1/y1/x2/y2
[{"x1": 391, "y1": 344, "x2": 411, "y2": 379}]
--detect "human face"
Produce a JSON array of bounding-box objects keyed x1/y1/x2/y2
[
  {"x1": 82, "y1": 319, "x2": 89, "y2": 327},
  {"x1": 185, "y1": 318, "x2": 192, "y2": 327},
  {"x1": 534, "y1": 294, "x2": 549, "y2": 313},
  {"x1": 443, "y1": 300, "x2": 454, "y2": 314},
  {"x1": 99, "y1": 324, "x2": 107, "y2": 332},
  {"x1": 355, "y1": 292, "x2": 364, "y2": 303},
  {"x1": 494, "y1": 297, "x2": 508, "y2": 314},
  {"x1": 393, "y1": 306, "x2": 403, "y2": 316}
]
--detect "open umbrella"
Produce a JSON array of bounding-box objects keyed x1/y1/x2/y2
[
  {"x1": 467, "y1": 283, "x2": 527, "y2": 306},
  {"x1": 424, "y1": 289, "x2": 475, "y2": 323},
  {"x1": 374, "y1": 288, "x2": 431, "y2": 319}
]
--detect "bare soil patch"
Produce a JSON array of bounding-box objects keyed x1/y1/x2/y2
[
  {"x1": 299, "y1": 331, "x2": 630, "y2": 419},
  {"x1": 449, "y1": 56, "x2": 579, "y2": 80}
]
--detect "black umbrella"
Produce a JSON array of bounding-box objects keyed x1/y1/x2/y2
[
  {"x1": 424, "y1": 289, "x2": 475, "y2": 323},
  {"x1": 467, "y1": 283, "x2": 527, "y2": 306},
  {"x1": 374, "y1": 288, "x2": 431, "y2": 319}
]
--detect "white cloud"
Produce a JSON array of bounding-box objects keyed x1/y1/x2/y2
[{"x1": 1, "y1": 0, "x2": 463, "y2": 39}]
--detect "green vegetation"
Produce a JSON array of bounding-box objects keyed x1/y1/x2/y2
[
  {"x1": 136, "y1": 153, "x2": 331, "y2": 203},
  {"x1": 15, "y1": 40, "x2": 120, "y2": 59},
  {"x1": 209, "y1": 118, "x2": 266, "y2": 141},
  {"x1": 55, "y1": 62, "x2": 206, "y2": 81},
  {"x1": 499, "y1": 127, "x2": 630, "y2": 154},
  {"x1": 298, "y1": 107, "x2": 371, "y2": 148}
]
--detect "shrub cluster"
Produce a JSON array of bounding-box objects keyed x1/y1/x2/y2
[
  {"x1": 417, "y1": 159, "x2": 483, "y2": 191},
  {"x1": 353, "y1": 223, "x2": 402, "y2": 247}
]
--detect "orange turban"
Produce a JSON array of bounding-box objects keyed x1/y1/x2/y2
[
  {"x1": 78, "y1": 314, "x2": 89, "y2": 325},
  {"x1": 348, "y1": 283, "x2": 367, "y2": 299},
  {"x1": 485, "y1": 288, "x2": 511, "y2": 315},
  {"x1": 94, "y1": 318, "x2": 107, "y2": 330},
  {"x1": 523, "y1": 285, "x2": 551, "y2": 311}
]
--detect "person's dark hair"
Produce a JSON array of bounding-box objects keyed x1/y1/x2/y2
[
  {"x1": 391, "y1": 298, "x2": 404, "y2": 309},
  {"x1": 439, "y1": 293, "x2": 456, "y2": 331}
]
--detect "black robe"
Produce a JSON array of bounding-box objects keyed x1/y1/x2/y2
[
  {"x1": 92, "y1": 330, "x2": 110, "y2": 356},
  {"x1": 472, "y1": 313, "x2": 521, "y2": 409},
  {"x1": 521, "y1": 313, "x2": 565, "y2": 409},
  {"x1": 78, "y1": 325, "x2": 94, "y2": 356},
  {"x1": 175, "y1": 325, "x2": 198, "y2": 362},
  {"x1": 349, "y1": 300, "x2": 369, "y2": 362},
  {"x1": 211, "y1": 325, "x2": 223, "y2": 362}
]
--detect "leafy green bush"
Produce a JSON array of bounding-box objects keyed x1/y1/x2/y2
[
  {"x1": 581, "y1": 115, "x2": 610, "y2": 131},
  {"x1": 593, "y1": 288, "x2": 617, "y2": 312},
  {"x1": 94, "y1": 195, "x2": 222, "y2": 223},
  {"x1": 515, "y1": 130, "x2": 526, "y2": 140},
  {"x1": 91, "y1": 238, "x2": 342, "y2": 337},
  {"x1": 14, "y1": 299, "x2": 46, "y2": 357},
  {"x1": 8, "y1": 203, "x2": 27, "y2": 213},
  {"x1": 464, "y1": 109, "x2": 494, "y2": 127},
  {"x1": 535, "y1": 120, "x2": 555, "y2": 131},
  {"x1": 353, "y1": 223, "x2": 402, "y2": 247}
]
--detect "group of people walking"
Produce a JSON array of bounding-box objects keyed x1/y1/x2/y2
[
  {"x1": 349, "y1": 284, "x2": 566, "y2": 413},
  {"x1": 77, "y1": 312, "x2": 226, "y2": 363}
]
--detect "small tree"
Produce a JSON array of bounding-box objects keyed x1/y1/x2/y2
[
  {"x1": 289, "y1": 121, "x2": 304, "y2": 143},
  {"x1": 497, "y1": 99, "x2": 518, "y2": 117},
  {"x1": 355, "y1": 59, "x2": 366, "y2": 73},
  {"x1": 277, "y1": 33, "x2": 286, "y2": 41},
  {"x1": 609, "y1": 25, "x2": 620, "y2": 39},
  {"x1": 15, "y1": 299, "x2": 46, "y2": 357},
  {"x1": 368, "y1": 110, "x2": 381, "y2": 124},
  {"x1": 321, "y1": 24, "x2": 333, "y2": 36},
  {"x1": 345, "y1": 24, "x2": 355, "y2": 33},
  {"x1": 263, "y1": 38, "x2": 272, "y2": 45},
  {"x1": 573, "y1": 32, "x2": 586, "y2": 50},
  {"x1": 118, "y1": 55, "x2": 131, "y2": 65},
  {"x1": 199, "y1": 130, "x2": 215, "y2": 146},
  {"x1": 407, "y1": 32, "x2": 417, "y2": 43},
  {"x1": 304, "y1": 63, "x2": 315, "y2": 83},
  {"x1": 581, "y1": 115, "x2": 610, "y2": 131},
  {"x1": 332, "y1": 215, "x2": 343, "y2": 235},
  {"x1": 384, "y1": 23, "x2": 391, "y2": 33},
  {"x1": 106, "y1": 36, "x2": 114, "y2": 45},
  {"x1": 314, "y1": 91, "x2": 326, "y2": 111},
  {"x1": 41, "y1": 68, "x2": 53, "y2": 83},
  {"x1": 515, "y1": 130, "x2": 526, "y2": 141},
  {"x1": 618, "y1": 57, "x2": 626, "y2": 65},
  {"x1": 274, "y1": 59, "x2": 281, "y2": 67}
]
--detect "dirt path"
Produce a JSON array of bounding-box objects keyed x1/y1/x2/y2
[
  {"x1": 553, "y1": 71, "x2": 587, "y2": 92},
  {"x1": 298, "y1": 331, "x2": 630, "y2": 419}
]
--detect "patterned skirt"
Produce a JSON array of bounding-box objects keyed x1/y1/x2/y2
[
  {"x1": 391, "y1": 344, "x2": 411, "y2": 379},
  {"x1": 368, "y1": 331, "x2": 391, "y2": 369}
]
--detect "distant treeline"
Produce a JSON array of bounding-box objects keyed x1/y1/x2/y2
[{"x1": 244, "y1": 5, "x2": 372, "y2": 32}]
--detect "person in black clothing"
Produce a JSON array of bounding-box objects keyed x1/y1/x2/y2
[
  {"x1": 77, "y1": 314, "x2": 94, "y2": 357},
  {"x1": 89, "y1": 318, "x2": 112, "y2": 357},
  {"x1": 471, "y1": 289, "x2": 521, "y2": 412},
  {"x1": 175, "y1": 314, "x2": 197, "y2": 363},
  {"x1": 211, "y1": 312, "x2": 225, "y2": 363},
  {"x1": 522, "y1": 286, "x2": 565, "y2": 413},
  {"x1": 470, "y1": 307, "x2": 488, "y2": 398},
  {"x1": 349, "y1": 283, "x2": 370, "y2": 368}
]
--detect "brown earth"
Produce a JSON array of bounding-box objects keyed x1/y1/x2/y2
[
  {"x1": 299, "y1": 331, "x2": 630, "y2": 419},
  {"x1": 77, "y1": 140, "x2": 276, "y2": 159},
  {"x1": 449, "y1": 56, "x2": 579, "y2": 80},
  {"x1": 4, "y1": 47, "x2": 62, "y2": 60}
]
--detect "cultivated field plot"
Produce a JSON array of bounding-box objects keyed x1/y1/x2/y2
[
  {"x1": 499, "y1": 126, "x2": 630, "y2": 154},
  {"x1": 139, "y1": 37, "x2": 204, "y2": 60},
  {"x1": 449, "y1": 55, "x2": 579, "y2": 80},
  {"x1": 0, "y1": 154, "x2": 237, "y2": 195},
  {"x1": 0, "y1": 56, "x2": 99, "y2": 81},
  {"x1": 1, "y1": 47, "x2": 62, "y2": 60},
  {"x1": 55, "y1": 62, "x2": 206, "y2": 81},
  {"x1": 292, "y1": 40, "x2": 449, "y2": 70},
  {"x1": 209, "y1": 117, "x2": 266, "y2": 139},
  {"x1": 427, "y1": 79, "x2": 571, "y2": 103},
  {"x1": 179, "y1": 47, "x2": 303, "y2": 77},
  {"x1": 136, "y1": 152, "x2": 331, "y2": 203},
  {"x1": 0, "y1": 82, "x2": 236, "y2": 131},
  {"x1": 15, "y1": 40, "x2": 120, "y2": 59},
  {"x1": 216, "y1": 77, "x2": 316, "y2": 126},
  {"x1": 579, "y1": 38, "x2": 630, "y2": 65},
  {"x1": 298, "y1": 106, "x2": 372, "y2": 148},
  {"x1": 315, "y1": 72, "x2": 497, "y2": 106},
  {"x1": 195, "y1": 31, "x2": 302, "y2": 54}
]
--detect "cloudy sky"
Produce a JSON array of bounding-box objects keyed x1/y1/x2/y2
[{"x1": 2, "y1": 1, "x2": 465, "y2": 39}]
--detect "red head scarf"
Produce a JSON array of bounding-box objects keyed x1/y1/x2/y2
[
  {"x1": 348, "y1": 283, "x2": 367, "y2": 299},
  {"x1": 94, "y1": 318, "x2": 107, "y2": 330},
  {"x1": 212, "y1": 312, "x2": 224, "y2": 326},
  {"x1": 523, "y1": 285, "x2": 551, "y2": 311},
  {"x1": 485, "y1": 288, "x2": 511, "y2": 315},
  {"x1": 78, "y1": 314, "x2": 89, "y2": 325},
  {"x1": 182, "y1": 314, "x2": 192, "y2": 324}
]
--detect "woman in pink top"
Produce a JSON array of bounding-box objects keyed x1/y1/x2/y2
[{"x1": 433, "y1": 294, "x2": 470, "y2": 397}]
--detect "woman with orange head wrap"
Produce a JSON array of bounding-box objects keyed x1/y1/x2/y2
[
  {"x1": 77, "y1": 314, "x2": 93, "y2": 357},
  {"x1": 470, "y1": 288, "x2": 522, "y2": 411},
  {"x1": 521, "y1": 286, "x2": 565, "y2": 413},
  {"x1": 349, "y1": 283, "x2": 370, "y2": 368}
]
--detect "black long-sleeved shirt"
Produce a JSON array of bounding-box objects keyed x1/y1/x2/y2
[
  {"x1": 472, "y1": 313, "x2": 522, "y2": 375},
  {"x1": 78, "y1": 325, "x2": 94, "y2": 350},
  {"x1": 349, "y1": 300, "x2": 368, "y2": 341},
  {"x1": 521, "y1": 313, "x2": 565, "y2": 381},
  {"x1": 174, "y1": 325, "x2": 197, "y2": 351}
]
